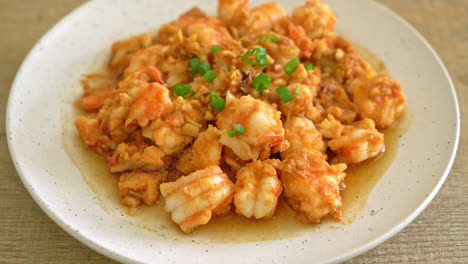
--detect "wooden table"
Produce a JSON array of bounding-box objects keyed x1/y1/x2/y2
[{"x1": 0, "y1": 0, "x2": 466, "y2": 263}]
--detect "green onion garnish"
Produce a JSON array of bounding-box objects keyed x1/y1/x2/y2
[
  {"x1": 305, "y1": 63, "x2": 314, "y2": 71},
  {"x1": 203, "y1": 70, "x2": 217, "y2": 82},
  {"x1": 252, "y1": 73, "x2": 271, "y2": 92},
  {"x1": 241, "y1": 49, "x2": 257, "y2": 65},
  {"x1": 174, "y1": 84, "x2": 195, "y2": 98},
  {"x1": 211, "y1": 45, "x2": 222, "y2": 55},
  {"x1": 255, "y1": 47, "x2": 268, "y2": 67},
  {"x1": 210, "y1": 94, "x2": 225, "y2": 112},
  {"x1": 189, "y1": 57, "x2": 200, "y2": 73},
  {"x1": 208, "y1": 90, "x2": 218, "y2": 95},
  {"x1": 241, "y1": 48, "x2": 269, "y2": 67},
  {"x1": 295, "y1": 85, "x2": 300, "y2": 95},
  {"x1": 276, "y1": 86, "x2": 293, "y2": 103},
  {"x1": 283, "y1": 57, "x2": 300, "y2": 75},
  {"x1": 190, "y1": 58, "x2": 215, "y2": 79},
  {"x1": 199, "y1": 61, "x2": 211, "y2": 75},
  {"x1": 228, "y1": 124, "x2": 245, "y2": 137},
  {"x1": 257, "y1": 34, "x2": 279, "y2": 44}
]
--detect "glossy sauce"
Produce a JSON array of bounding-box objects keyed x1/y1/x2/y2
[{"x1": 62, "y1": 43, "x2": 411, "y2": 243}]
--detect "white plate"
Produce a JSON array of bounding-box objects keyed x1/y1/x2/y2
[{"x1": 6, "y1": 0, "x2": 460, "y2": 263}]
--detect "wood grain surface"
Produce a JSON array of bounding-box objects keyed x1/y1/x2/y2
[{"x1": 0, "y1": 0, "x2": 466, "y2": 263}]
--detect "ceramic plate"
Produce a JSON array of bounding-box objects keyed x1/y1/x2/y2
[{"x1": 6, "y1": 0, "x2": 460, "y2": 263}]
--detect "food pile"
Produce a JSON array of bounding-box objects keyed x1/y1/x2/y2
[{"x1": 75, "y1": 0, "x2": 406, "y2": 233}]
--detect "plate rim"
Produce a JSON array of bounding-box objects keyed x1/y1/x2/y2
[{"x1": 5, "y1": 0, "x2": 461, "y2": 263}]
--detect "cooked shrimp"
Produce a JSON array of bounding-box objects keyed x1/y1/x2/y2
[
  {"x1": 109, "y1": 142, "x2": 165, "y2": 172},
  {"x1": 123, "y1": 45, "x2": 168, "y2": 78},
  {"x1": 318, "y1": 114, "x2": 343, "y2": 139},
  {"x1": 118, "y1": 172, "x2": 163, "y2": 208},
  {"x1": 160, "y1": 166, "x2": 235, "y2": 233},
  {"x1": 155, "y1": 7, "x2": 207, "y2": 45},
  {"x1": 318, "y1": 79, "x2": 357, "y2": 123},
  {"x1": 234, "y1": 159, "x2": 281, "y2": 219},
  {"x1": 243, "y1": 32, "x2": 300, "y2": 66},
  {"x1": 125, "y1": 82, "x2": 174, "y2": 127},
  {"x1": 243, "y1": 2, "x2": 288, "y2": 35},
  {"x1": 111, "y1": 33, "x2": 152, "y2": 72},
  {"x1": 81, "y1": 90, "x2": 115, "y2": 111},
  {"x1": 75, "y1": 116, "x2": 116, "y2": 155},
  {"x1": 184, "y1": 17, "x2": 232, "y2": 58},
  {"x1": 218, "y1": 0, "x2": 250, "y2": 30},
  {"x1": 282, "y1": 116, "x2": 326, "y2": 158},
  {"x1": 275, "y1": 64, "x2": 322, "y2": 121},
  {"x1": 351, "y1": 74, "x2": 406, "y2": 128},
  {"x1": 328, "y1": 118, "x2": 384, "y2": 164},
  {"x1": 98, "y1": 67, "x2": 170, "y2": 142},
  {"x1": 223, "y1": 147, "x2": 248, "y2": 173},
  {"x1": 217, "y1": 93, "x2": 287, "y2": 160},
  {"x1": 279, "y1": 150, "x2": 346, "y2": 223},
  {"x1": 142, "y1": 97, "x2": 205, "y2": 155},
  {"x1": 176, "y1": 125, "x2": 223, "y2": 174},
  {"x1": 288, "y1": 24, "x2": 314, "y2": 58},
  {"x1": 158, "y1": 57, "x2": 191, "y2": 88},
  {"x1": 291, "y1": 0, "x2": 337, "y2": 40}
]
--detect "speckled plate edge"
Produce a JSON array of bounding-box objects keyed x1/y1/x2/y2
[{"x1": 5, "y1": 0, "x2": 460, "y2": 263}]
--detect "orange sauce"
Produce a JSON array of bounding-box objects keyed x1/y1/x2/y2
[{"x1": 62, "y1": 42, "x2": 411, "y2": 243}]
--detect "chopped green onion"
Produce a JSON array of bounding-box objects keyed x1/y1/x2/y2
[
  {"x1": 241, "y1": 49, "x2": 257, "y2": 65},
  {"x1": 255, "y1": 47, "x2": 268, "y2": 67},
  {"x1": 252, "y1": 73, "x2": 271, "y2": 92},
  {"x1": 190, "y1": 58, "x2": 214, "y2": 78},
  {"x1": 210, "y1": 94, "x2": 225, "y2": 112},
  {"x1": 208, "y1": 90, "x2": 218, "y2": 95},
  {"x1": 189, "y1": 57, "x2": 200, "y2": 73},
  {"x1": 228, "y1": 124, "x2": 245, "y2": 137},
  {"x1": 305, "y1": 63, "x2": 314, "y2": 71},
  {"x1": 203, "y1": 70, "x2": 217, "y2": 82},
  {"x1": 295, "y1": 85, "x2": 300, "y2": 95},
  {"x1": 242, "y1": 48, "x2": 268, "y2": 66},
  {"x1": 276, "y1": 86, "x2": 293, "y2": 103},
  {"x1": 174, "y1": 84, "x2": 195, "y2": 98},
  {"x1": 199, "y1": 61, "x2": 211, "y2": 74},
  {"x1": 283, "y1": 57, "x2": 300, "y2": 75},
  {"x1": 211, "y1": 45, "x2": 222, "y2": 55},
  {"x1": 257, "y1": 34, "x2": 279, "y2": 44}
]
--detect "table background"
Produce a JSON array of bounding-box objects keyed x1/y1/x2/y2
[{"x1": 0, "y1": 0, "x2": 466, "y2": 263}]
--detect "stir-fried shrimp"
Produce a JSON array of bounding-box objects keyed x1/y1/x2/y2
[
  {"x1": 74, "y1": 0, "x2": 406, "y2": 233},
  {"x1": 275, "y1": 64, "x2": 322, "y2": 120},
  {"x1": 176, "y1": 125, "x2": 223, "y2": 174},
  {"x1": 118, "y1": 172, "x2": 163, "y2": 208},
  {"x1": 111, "y1": 33, "x2": 152, "y2": 73},
  {"x1": 351, "y1": 74, "x2": 406, "y2": 128},
  {"x1": 318, "y1": 79, "x2": 357, "y2": 123},
  {"x1": 142, "y1": 97, "x2": 205, "y2": 155},
  {"x1": 217, "y1": 93, "x2": 287, "y2": 161},
  {"x1": 279, "y1": 150, "x2": 346, "y2": 223},
  {"x1": 328, "y1": 118, "x2": 384, "y2": 164},
  {"x1": 75, "y1": 116, "x2": 116, "y2": 155},
  {"x1": 218, "y1": 0, "x2": 250, "y2": 31},
  {"x1": 282, "y1": 116, "x2": 326, "y2": 158},
  {"x1": 160, "y1": 166, "x2": 235, "y2": 233},
  {"x1": 109, "y1": 143, "x2": 165, "y2": 173},
  {"x1": 243, "y1": 2, "x2": 288, "y2": 35},
  {"x1": 234, "y1": 159, "x2": 282, "y2": 219},
  {"x1": 291, "y1": 0, "x2": 337, "y2": 40},
  {"x1": 81, "y1": 90, "x2": 115, "y2": 111},
  {"x1": 319, "y1": 114, "x2": 343, "y2": 139},
  {"x1": 123, "y1": 45, "x2": 168, "y2": 78}
]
